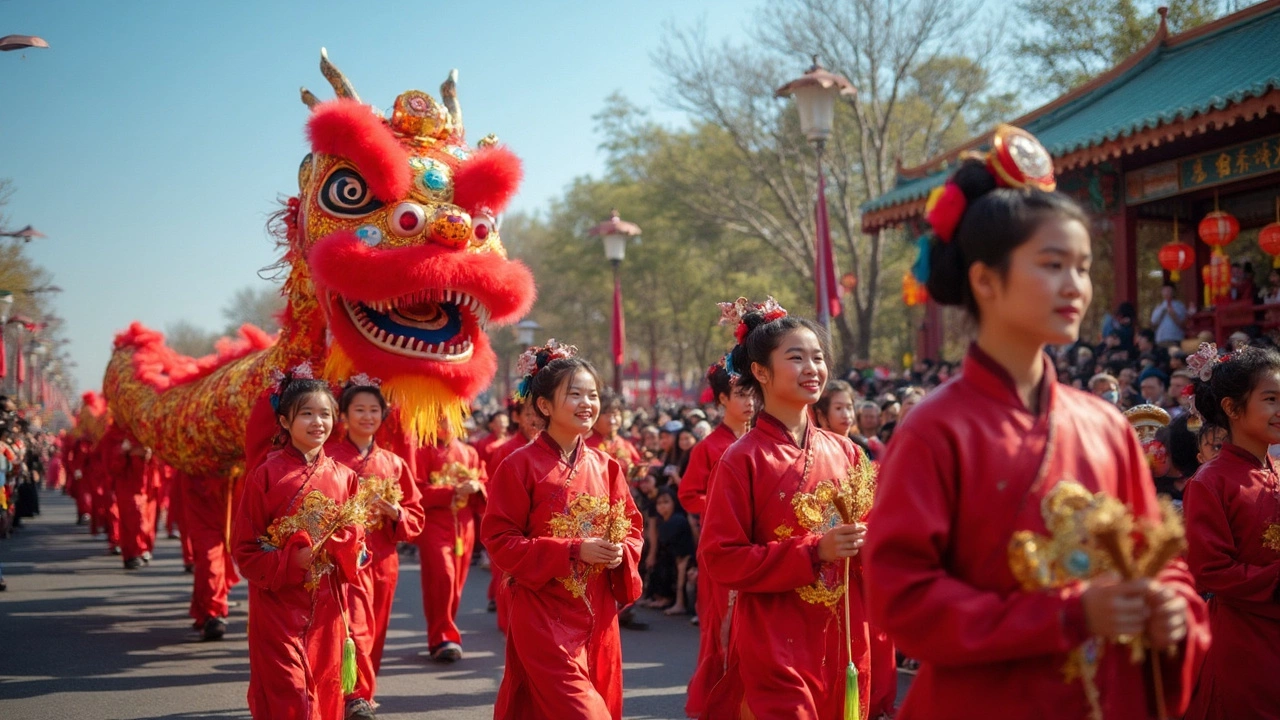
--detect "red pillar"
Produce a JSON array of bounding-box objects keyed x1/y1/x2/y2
[{"x1": 1111, "y1": 204, "x2": 1139, "y2": 317}]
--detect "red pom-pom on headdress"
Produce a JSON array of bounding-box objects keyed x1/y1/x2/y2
[{"x1": 925, "y1": 182, "x2": 966, "y2": 243}]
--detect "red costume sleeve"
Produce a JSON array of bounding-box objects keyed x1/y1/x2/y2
[
  {"x1": 867, "y1": 426, "x2": 1091, "y2": 666},
  {"x1": 480, "y1": 453, "x2": 573, "y2": 591},
  {"x1": 231, "y1": 465, "x2": 308, "y2": 592},
  {"x1": 391, "y1": 455, "x2": 426, "y2": 543},
  {"x1": 677, "y1": 440, "x2": 713, "y2": 515},
  {"x1": 1185, "y1": 472, "x2": 1280, "y2": 600},
  {"x1": 701, "y1": 459, "x2": 822, "y2": 593}
]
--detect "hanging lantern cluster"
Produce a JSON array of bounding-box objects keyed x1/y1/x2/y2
[
  {"x1": 902, "y1": 272, "x2": 928, "y2": 307},
  {"x1": 1157, "y1": 217, "x2": 1193, "y2": 282},
  {"x1": 1198, "y1": 193, "x2": 1238, "y2": 308},
  {"x1": 1260, "y1": 197, "x2": 1280, "y2": 268}
]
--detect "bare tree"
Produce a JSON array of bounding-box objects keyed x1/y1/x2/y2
[
  {"x1": 164, "y1": 320, "x2": 218, "y2": 358},
  {"x1": 652, "y1": 0, "x2": 1005, "y2": 361},
  {"x1": 221, "y1": 283, "x2": 285, "y2": 335}
]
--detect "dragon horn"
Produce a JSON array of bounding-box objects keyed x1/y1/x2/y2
[
  {"x1": 441, "y1": 69, "x2": 462, "y2": 129},
  {"x1": 300, "y1": 87, "x2": 320, "y2": 109},
  {"x1": 319, "y1": 47, "x2": 360, "y2": 102}
]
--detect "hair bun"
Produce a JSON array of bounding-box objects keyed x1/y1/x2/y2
[{"x1": 951, "y1": 157, "x2": 998, "y2": 202}]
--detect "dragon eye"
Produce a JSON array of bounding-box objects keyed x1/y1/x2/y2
[
  {"x1": 471, "y1": 212, "x2": 496, "y2": 246},
  {"x1": 319, "y1": 168, "x2": 383, "y2": 217}
]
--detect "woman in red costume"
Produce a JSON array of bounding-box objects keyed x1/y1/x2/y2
[
  {"x1": 1183, "y1": 344, "x2": 1280, "y2": 719},
  {"x1": 330, "y1": 378, "x2": 425, "y2": 719},
  {"x1": 699, "y1": 299, "x2": 871, "y2": 720},
  {"x1": 231, "y1": 372, "x2": 367, "y2": 720},
  {"x1": 587, "y1": 392, "x2": 643, "y2": 474},
  {"x1": 863, "y1": 128, "x2": 1210, "y2": 720},
  {"x1": 414, "y1": 414, "x2": 486, "y2": 662},
  {"x1": 679, "y1": 357, "x2": 754, "y2": 719},
  {"x1": 482, "y1": 397, "x2": 545, "y2": 621},
  {"x1": 480, "y1": 341, "x2": 644, "y2": 720}
]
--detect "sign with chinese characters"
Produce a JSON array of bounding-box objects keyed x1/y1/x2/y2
[{"x1": 1125, "y1": 133, "x2": 1280, "y2": 203}]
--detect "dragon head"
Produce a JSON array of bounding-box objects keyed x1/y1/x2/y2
[{"x1": 283, "y1": 50, "x2": 535, "y2": 441}]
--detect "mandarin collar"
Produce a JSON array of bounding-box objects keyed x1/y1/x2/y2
[
  {"x1": 755, "y1": 411, "x2": 813, "y2": 449},
  {"x1": 961, "y1": 343, "x2": 1057, "y2": 417},
  {"x1": 536, "y1": 431, "x2": 583, "y2": 466},
  {"x1": 285, "y1": 443, "x2": 327, "y2": 466},
  {"x1": 1220, "y1": 442, "x2": 1276, "y2": 472},
  {"x1": 344, "y1": 435, "x2": 377, "y2": 457}
]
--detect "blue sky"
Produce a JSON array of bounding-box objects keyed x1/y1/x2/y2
[{"x1": 2, "y1": 0, "x2": 758, "y2": 390}]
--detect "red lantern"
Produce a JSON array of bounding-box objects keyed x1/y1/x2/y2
[
  {"x1": 1260, "y1": 223, "x2": 1280, "y2": 268},
  {"x1": 1199, "y1": 209, "x2": 1240, "y2": 249},
  {"x1": 1157, "y1": 242, "x2": 1194, "y2": 282}
]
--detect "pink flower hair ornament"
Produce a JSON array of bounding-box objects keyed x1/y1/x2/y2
[
  {"x1": 512, "y1": 338, "x2": 578, "y2": 402},
  {"x1": 717, "y1": 296, "x2": 788, "y2": 344}
]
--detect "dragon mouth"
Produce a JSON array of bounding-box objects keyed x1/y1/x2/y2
[{"x1": 340, "y1": 289, "x2": 491, "y2": 362}]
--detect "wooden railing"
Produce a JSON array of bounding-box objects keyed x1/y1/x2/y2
[{"x1": 1187, "y1": 300, "x2": 1280, "y2": 344}]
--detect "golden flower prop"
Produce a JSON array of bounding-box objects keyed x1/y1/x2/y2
[
  {"x1": 546, "y1": 494, "x2": 632, "y2": 599},
  {"x1": 1263, "y1": 523, "x2": 1280, "y2": 552},
  {"x1": 262, "y1": 489, "x2": 372, "y2": 590},
  {"x1": 354, "y1": 475, "x2": 404, "y2": 531}
]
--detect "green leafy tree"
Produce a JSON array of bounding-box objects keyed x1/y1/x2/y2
[
  {"x1": 1014, "y1": 0, "x2": 1224, "y2": 94},
  {"x1": 650, "y1": 0, "x2": 1011, "y2": 363}
]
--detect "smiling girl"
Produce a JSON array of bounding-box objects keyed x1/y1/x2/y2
[
  {"x1": 699, "y1": 298, "x2": 872, "y2": 719},
  {"x1": 480, "y1": 340, "x2": 644, "y2": 719},
  {"x1": 232, "y1": 372, "x2": 367, "y2": 720},
  {"x1": 329, "y1": 378, "x2": 424, "y2": 718},
  {"x1": 1183, "y1": 345, "x2": 1280, "y2": 719},
  {"x1": 864, "y1": 127, "x2": 1208, "y2": 719}
]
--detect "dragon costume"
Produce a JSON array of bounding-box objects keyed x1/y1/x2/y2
[{"x1": 103, "y1": 49, "x2": 536, "y2": 480}]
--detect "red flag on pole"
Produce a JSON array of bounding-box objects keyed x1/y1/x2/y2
[
  {"x1": 611, "y1": 274, "x2": 626, "y2": 367},
  {"x1": 15, "y1": 329, "x2": 24, "y2": 384},
  {"x1": 0, "y1": 327, "x2": 7, "y2": 380},
  {"x1": 814, "y1": 167, "x2": 842, "y2": 325}
]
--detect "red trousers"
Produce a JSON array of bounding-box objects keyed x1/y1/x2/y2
[
  {"x1": 685, "y1": 570, "x2": 731, "y2": 719},
  {"x1": 167, "y1": 477, "x2": 194, "y2": 566},
  {"x1": 91, "y1": 472, "x2": 118, "y2": 545},
  {"x1": 116, "y1": 470, "x2": 151, "y2": 561},
  {"x1": 184, "y1": 475, "x2": 238, "y2": 622},
  {"x1": 416, "y1": 510, "x2": 474, "y2": 648},
  {"x1": 346, "y1": 547, "x2": 400, "y2": 702}
]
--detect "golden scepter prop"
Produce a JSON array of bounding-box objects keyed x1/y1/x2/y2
[
  {"x1": 1085, "y1": 496, "x2": 1187, "y2": 720},
  {"x1": 833, "y1": 461, "x2": 877, "y2": 720}
]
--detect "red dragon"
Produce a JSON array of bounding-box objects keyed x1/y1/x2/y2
[{"x1": 103, "y1": 49, "x2": 536, "y2": 480}]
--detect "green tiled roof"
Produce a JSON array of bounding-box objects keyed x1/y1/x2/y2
[{"x1": 862, "y1": 5, "x2": 1280, "y2": 216}]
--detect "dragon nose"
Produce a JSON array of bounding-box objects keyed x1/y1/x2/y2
[{"x1": 428, "y1": 207, "x2": 472, "y2": 249}]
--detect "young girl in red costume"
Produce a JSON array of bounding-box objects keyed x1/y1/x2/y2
[
  {"x1": 414, "y1": 411, "x2": 487, "y2": 662},
  {"x1": 480, "y1": 340, "x2": 644, "y2": 720},
  {"x1": 679, "y1": 357, "x2": 755, "y2": 719},
  {"x1": 231, "y1": 369, "x2": 368, "y2": 720},
  {"x1": 699, "y1": 298, "x2": 872, "y2": 720},
  {"x1": 1183, "y1": 343, "x2": 1280, "y2": 719},
  {"x1": 330, "y1": 376, "x2": 425, "y2": 719},
  {"x1": 864, "y1": 126, "x2": 1209, "y2": 720}
]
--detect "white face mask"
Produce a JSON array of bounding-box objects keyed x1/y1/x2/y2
[{"x1": 1102, "y1": 390, "x2": 1119, "y2": 404}]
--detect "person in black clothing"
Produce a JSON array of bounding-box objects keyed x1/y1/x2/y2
[
  {"x1": 1155, "y1": 414, "x2": 1200, "y2": 511},
  {"x1": 646, "y1": 487, "x2": 694, "y2": 616}
]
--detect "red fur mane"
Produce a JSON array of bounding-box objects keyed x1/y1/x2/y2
[
  {"x1": 452, "y1": 145, "x2": 522, "y2": 215},
  {"x1": 306, "y1": 99, "x2": 411, "y2": 202},
  {"x1": 113, "y1": 321, "x2": 275, "y2": 391}
]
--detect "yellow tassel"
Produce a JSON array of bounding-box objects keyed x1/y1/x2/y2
[
  {"x1": 455, "y1": 536, "x2": 465, "y2": 557},
  {"x1": 323, "y1": 347, "x2": 469, "y2": 445},
  {"x1": 341, "y1": 636, "x2": 358, "y2": 695}
]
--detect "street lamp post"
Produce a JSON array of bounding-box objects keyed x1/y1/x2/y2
[
  {"x1": 588, "y1": 210, "x2": 641, "y2": 396},
  {"x1": 775, "y1": 56, "x2": 856, "y2": 331},
  {"x1": 0, "y1": 225, "x2": 47, "y2": 242}
]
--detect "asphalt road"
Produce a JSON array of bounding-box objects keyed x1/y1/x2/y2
[{"x1": 0, "y1": 490, "x2": 910, "y2": 719}]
